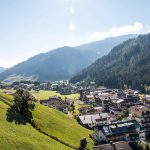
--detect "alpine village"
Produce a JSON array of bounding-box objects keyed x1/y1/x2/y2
[{"x1": 0, "y1": 1, "x2": 150, "y2": 150}]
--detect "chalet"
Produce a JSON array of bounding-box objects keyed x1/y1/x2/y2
[
  {"x1": 124, "y1": 94, "x2": 140, "y2": 103},
  {"x1": 109, "y1": 107, "x2": 123, "y2": 116},
  {"x1": 129, "y1": 105, "x2": 150, "y2": 133},
  {"x1": 40, "y1": 96, "x2": 71, "y2": 114},
  {"x1": 93, "y1": 120, "x2": 145, "y2": 144},
  {"x1": 60, "y1": 87, "x2": 77, "y2": 95},
  {"x1": 78, "y1": 113, "x2": 112, "y2": 128},
  {"x1": 78, "y1": 106, "x2": 103, "y2": 115},
  {"x1": 142, "y1": 95, "x2": 150, "y2": 107},
  {"x1": 95, "y1": 95, "x2": 111, "y2": 111},
  {"x1": 94, "y1": 141, "x2": 132, "y2": 150},
  {"x1": 81, "y1": 94, "x2": 95, "y2": 104},
  {"x1": 51, "y1": 83, "x2": 59, "y2": 90},
  {"x1": 124, "y1": 89, "x2": 140, "y2": 95}
]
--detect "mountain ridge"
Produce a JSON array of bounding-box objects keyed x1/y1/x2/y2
[{"x1": 0, "y1": 34, "x2": 137, "y2": 83}]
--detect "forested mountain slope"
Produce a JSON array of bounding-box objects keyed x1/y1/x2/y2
[{"x1": 70, "y1": 34, "x2": 150, "y2": 91}]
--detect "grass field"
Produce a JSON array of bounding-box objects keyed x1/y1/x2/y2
[
  {"x1": 0, "y1": 89, "x2": 80, "y2": 101},
  {"x1": 31, "y1": 90, "x2": 92, "y2": 115},
  {"x1": 32, "y1": 90, "x2": 80, "y2": 101},
  {"x1": 0, "y1": 91, "x2": 94, "y2": 149}
]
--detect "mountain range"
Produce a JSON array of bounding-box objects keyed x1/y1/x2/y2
[
  {"x1": 0, "y1": 34, "x2": 136, "y2": 83},
  {"x1": 70, "y1": 33, "x2": 150, "y2": 91}
]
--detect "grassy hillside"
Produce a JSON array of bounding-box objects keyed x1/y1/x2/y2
[
  {"x1": 0, "y1": 101, "x2": 71, "y2": 150},
  {"x1": 0, "y1": 91, "x2": 14, "y2": 106},
  {"x1": 0, "y1": 91, "x2": 94, "y2": 149},
  {"x1": 33, "y1": 104, "x2": 93, "y2": 149}
]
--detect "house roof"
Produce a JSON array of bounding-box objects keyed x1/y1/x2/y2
[
  {"x1": 94, "y1": 141, "x2": 132, "y2": 150},
  {"x1": 102, "y1": 120, "x2": 141, "y2": 136},
  {"x1": 86, "y1": 95, "x2": 94, "y2": 99},
  {"x1": 130, "y1": 105, "x2": 149, "y2": 116},
  {"x1": 112, "y1": 99, "x2": 124, "y2": 104},
  {"x1": 40, "y1": 97, "x2": 70, "y2": 108},
  {"x1": 79, "y1": 113, "x2": 109, "y2": 125}
]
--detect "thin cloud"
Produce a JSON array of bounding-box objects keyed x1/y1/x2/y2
[{"x1": 91, "y1": 22, "x2": 150, "y2": 40}]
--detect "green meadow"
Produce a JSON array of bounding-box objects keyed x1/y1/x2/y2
[
  {"x1": 0, "y1": 100, "x2": 71, "y2": 149},
  {"x1": 0, "y1": 91, "x2": 94, "y2": 150},
  {"x1": 31, "y1": 90, "x2": 80, "y2": 101}
]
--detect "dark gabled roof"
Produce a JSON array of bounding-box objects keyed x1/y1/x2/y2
[
  {"x1": 94, "y1": 144, "x2": 111, "y2": 150},
  {"x1": 114, "y1": 141, "x2": 132, "y2": 150},
  {"x1": 94, "y1": 141, "x2": 132, "y2": 150},
  {"x1": 40, "y1": 97, "x2": 70, "y2": 107}
]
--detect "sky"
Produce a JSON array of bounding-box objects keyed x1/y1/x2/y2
[{"x1": 0, "y1": 0, "x2": 150, "y2": 68}]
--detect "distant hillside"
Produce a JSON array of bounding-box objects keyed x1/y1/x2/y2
[
  {"x1": 0, "y1": 35, "x2": 136, "y2": 83},
  {"x1": 0, "y1": 91, "x2": 93, "y2": 149},
  {"x1": 76, "y1": 34, "x2": 137, "y2": 58},
  {"x1": 70, "y1": 34, "x2": 150, "y2": 91},
  {"x1": 0, "y1": 67, "x2": 6, "y2": 73}
]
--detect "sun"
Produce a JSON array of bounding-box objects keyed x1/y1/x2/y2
[
  {"x1": 69, "y1": 7, "x2": 75, "y2": 14},
  {"x1": 69, "y1": 24, "x2": 76, "y2": 31}
]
